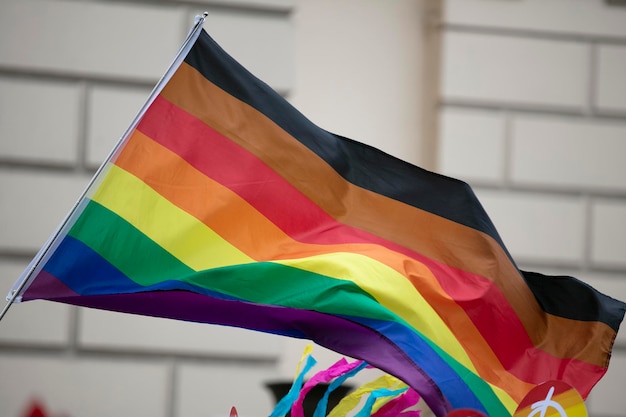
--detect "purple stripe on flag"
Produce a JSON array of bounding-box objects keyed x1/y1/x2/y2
[
  {"x1": 45, "y1": 289, "x2": 450, "y2": 416},
  {"x1": 23, "y1": 270, "x2": 80, "y2": 300}
]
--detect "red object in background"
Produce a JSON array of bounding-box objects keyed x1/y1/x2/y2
[
  {"x1": 21, "y1": 399, "x2": 70, "y2": 417},
  {"x1": 445, "y1": 409, "x2": 487, "y2": 417},
  {"x1": 230, "y1": 406, "x2": 239, "y2": 417},
  {"x1": 22, "y1": 400, "x2": 46, "y2": 417}
]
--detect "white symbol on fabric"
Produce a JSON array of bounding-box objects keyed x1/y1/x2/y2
[{"x1": 527, "y1": 386, "x2": 568, "y2": 417}]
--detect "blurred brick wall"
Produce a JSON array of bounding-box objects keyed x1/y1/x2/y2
[{"x1": 437, "y1": 1, "x2": 626, "y2": 416}]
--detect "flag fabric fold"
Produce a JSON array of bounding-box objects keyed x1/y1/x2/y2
[{"x1": 10, "y1": 26, "x2": 626, "y2": 417}]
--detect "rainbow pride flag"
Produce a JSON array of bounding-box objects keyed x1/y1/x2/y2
[{"x1": 9, "y1": 21, "x2": 625, "y2": 417}]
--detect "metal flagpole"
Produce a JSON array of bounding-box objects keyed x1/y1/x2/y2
[{"x1": 0, "y1": 12, "x2": 209, "y2": 323}]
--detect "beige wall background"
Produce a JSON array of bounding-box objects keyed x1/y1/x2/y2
[{"x1": 0, "y1": 0, "x2": 625, "y2": 416}]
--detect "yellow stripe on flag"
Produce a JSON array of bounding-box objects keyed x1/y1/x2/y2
[{"x1": 92, "y1": 163, "x2": 253, "y2": 270}]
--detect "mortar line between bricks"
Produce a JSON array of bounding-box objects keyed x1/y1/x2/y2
[
  {"x1": 502, "y1": 110, "x2": 513, "y2": 187},
  {"x1": 0, "y1": 67, "x2": 157, "y2": 88},
  {"x1": 587, "y1": 42, "x2": 599, "y2": 116},
  {"x1": 76, "y1": 81, "x2": 89, "y2": 173},
  {"x1": 67, "y1": 306, "x2": 80, "y2": 357},
  {"x1": 441, "y1": 100, "x2": 626, "y2": 120},
  {"x1": 166, "y1": 361, "x2": 178, "y2": 417},
  {"x1": 444, "y1": 23, "x2": 626, "y2": 45},
  {"x1": 581, "y1": 194, "x2": 594, "y2": 272},
  {"x1": 0, "y1": 344, "x2": 279, "y2": 364}
]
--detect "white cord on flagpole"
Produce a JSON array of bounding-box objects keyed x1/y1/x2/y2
[{"x1": 0, "y1": 12, "x2": 209, "y2": 323}]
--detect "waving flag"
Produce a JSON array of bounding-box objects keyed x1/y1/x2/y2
[{"x1": 7, "y1": 16, "x2": 625, "y2": 417}]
